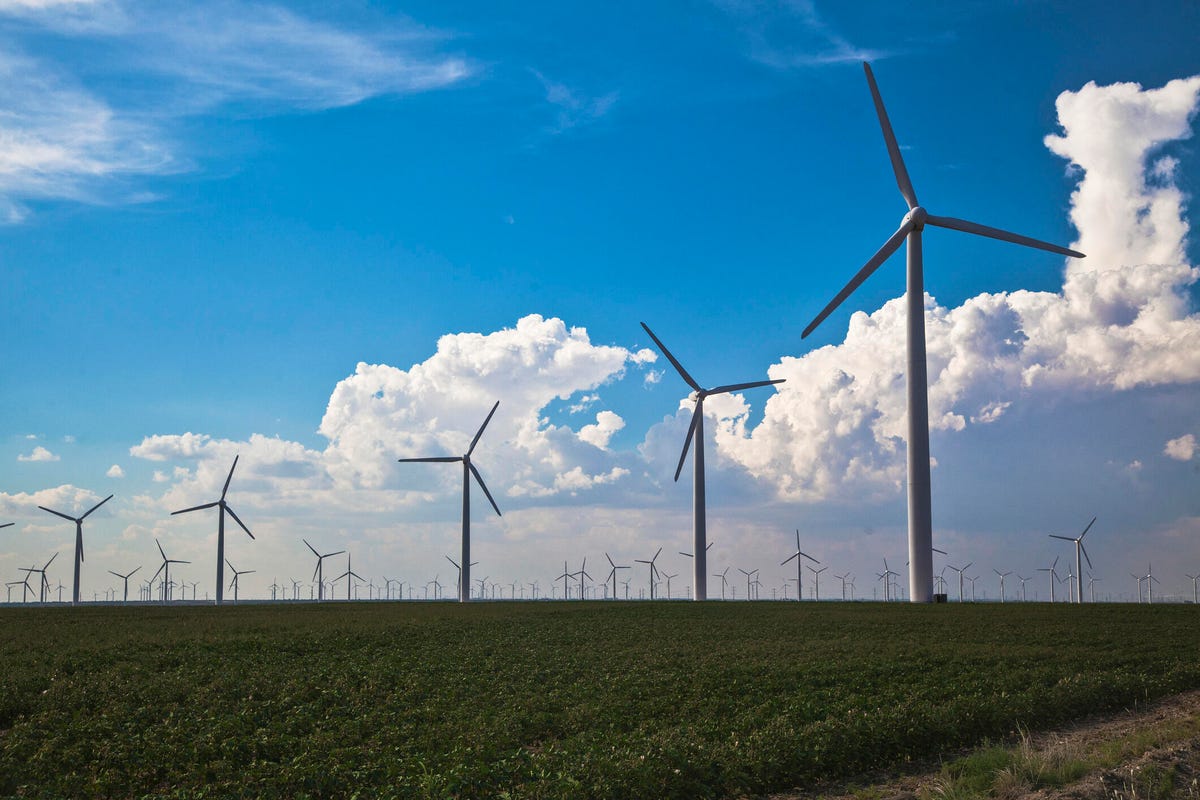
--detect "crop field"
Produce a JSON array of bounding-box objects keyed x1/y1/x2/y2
[{"x1": 1, "y1": 601, "x2": 1198, "y2": 799}]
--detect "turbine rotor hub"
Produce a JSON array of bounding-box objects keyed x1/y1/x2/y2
[{"x1": 904, "y1": 206, "x2": 928, "y2": 229}]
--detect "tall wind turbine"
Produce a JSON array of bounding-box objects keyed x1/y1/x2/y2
[
  {"x1": 801, "y1": 62, "x2": 1084, "y2": 603},
  {"x1": 38, "y1": 494, "x2": 113, "y2": 605},
  {"x1": 781, "y1": 531, "x2": 819, "y2": 601},
  {"x1": 640, "y1": 322, "x2": 784, "y2": 602},
  {"x1": 398, "y1": 401, "x2": 501, "y2": 603},
  {"x1": 634, "y1": 547, "x2": 662, "y2": 600},
  {"x1": 993, "y1": 569, "x2": 1012, "y2": 603},
  {"x1": 1048, "y1": 516, "x2": 1096, "y2": 604},
  {"x1": 152, "y1": 539, "x2": 190, "y2": 603},
  {"x1": 336, "y1": 553, "x2": 364, "y2": 601},
  {"x1": 1039, "y1": 557, "x2": 1060, "y2": 603},
  {"x1": 304, "y1": 539, "x2": 344, "y2": 601},
  {"x1": 604, "y1": 553, "x2": 629, "y2": 600},
  {"x1": 226, "y1": 560, "x2": 254, "y2": 603},
  {"x1": 171, "y1": 456, "x2": 254, "y2": 605},
  {"x1": 108, "y1": 566, "x2": 141, "y2": 604},
  {"x1": 712, "y1": 566, "x2": 730, "y2": 600}
]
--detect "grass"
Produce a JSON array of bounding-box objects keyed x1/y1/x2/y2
[{"x1": 0, "y1": 601, "x2": 1198, "y2": 799}]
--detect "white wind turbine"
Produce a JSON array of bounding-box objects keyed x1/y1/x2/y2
[
  {"x1": 152, "y1": 539, "x2": 190, "y2": 603},
  {"x1": 1186, "y1": 572, "x2": 1199, "y2": 605},
  {"x1": 37, "y1": 494, "x2": 113, "y2": 605},
  {"x1": 635, "y1": 547, "x2": 663, "y2": 600},
  {"x1": 781, "y1": 530, "x2": 819, "y2": 601},
  {"x1": 1039, "y1": 557, "x2": 1061, "y2": 603},
  {"x1": 807, "y1": 565, "x2": 827, "y2": 601},
  {"x1": 1017, "y1": 574, "x2": 1030, "y2": 602},
  {"x1": 171, "y1": 456, "x2": 254, "y2": 605},
  {"x1": 335, "y1": 553, "x2": 364, "y2": 601},
  {"x1": 946, "y1": 562, "x2": 972, "y2": 603},
  {"x1": 304, "y1": 540, "x2": 344, "y2": 602},
  {"x1": 836, "y1": 572, "x2": 851, "y2": 601},
  {"x1": 640, "y1": 322, "x2": 784, "y2": 602},
  {"x1": 604, "y1": 553, "x2": 629, "y2": 600},
  {"x1": 993, "y1": 569, "x2": 1012, "y2": 603},
  {"x1": 1048, "y1": 517, "x2": 1096, "y2": 604},
  {"x1": 226, "y1": 560, "x2": 254, "y2": 603},
  {"x1": 801, "y1": 62, "x2": 1084, "y2": 603},
  {"x1": 712, "y1": 566, "x2": 731, "y2": 600},
  {"x1": 398, "y1": 401, "x2": 502, "y2": 603}
]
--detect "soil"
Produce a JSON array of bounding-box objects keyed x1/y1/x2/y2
[{"x1": 764, "y1": 689, "x2": 1200, "y2": 800}]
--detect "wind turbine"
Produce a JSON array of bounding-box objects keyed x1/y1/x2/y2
[
  {"x1": 781, "y1": 531, "x2": 819, "y2": 601},
  {"x1": 20, "y1": 552, "x2": 57, "y2": 603},
  {"x1": 445, "y1": 556, "x2": 477, "y2": 600},
  {"x1": 1186, "y1": 573, "x2": 1199, "y2": 605},
  {"x1": 800, "y1": 62, "x2": 1084, "y2": 603},
  {"x1": 1039, "y1": 557, "x2": 1060, "y2": 603},
  {"x1": 661, "y1": 571, "x2": 677, "y2": 600},
  {"x1": 807, "y1": 565, "x2": 827, "y2": 601},
  {"x1": 152, "y1": 539, "x2": 190, "y2": 603},
  {"x1": 634, "y1": 547, "x2": 662, "y2": 600},
  {"x1": 226, "y1": 560, "x2": 254, "y2": 603},
  {"x1": 640, "y1": 322, "x2": 784, "y2": 602},
  {"x1": 1048, "y1": 517, "x2": 1096, "y2": 604},
  {"x1": 171, "y1": 456, "x2": 254, "y2": 605},
  {"x1": 836, "y1": 572, "x2": 851, "y2": 601},
  {"x1": 1145, "y1": 564, "x2": 1160, "y2": 604},
  {"x1": 108, "y1": 566, "x2": 141, "y2": 604},
  {"x1": 398, "y1": 401, "x2": 502, "y2": 603},
  {"x1": 737, "y1": 568, "x2": 758, "y2": 601},
  {"x1": 993, "y1": 569, "x2": 1012, "y2": 603},
  {"x1": 37, "y1": 494, "x2": 113, "y2": 605},
  {"x1": 335, "y1": 553, "x2": 364, "y2": 601},
  {"x1": 712, "y1": 566, "x2": 730, "y2": 600},
  {"x1": 572, "y1": 559, "x2": 593, "y2": 601},
  {"x1": 876, "y1": 559, "x2": 900, "y2": 602},
  {"x1": 1017, "y1": 574, "x2": 1030, "y2": 602},
  {"x1": 1088, "y1": 574, "x2": 1102, "y2": 604},
  {"x1": 304, "y1": 540, "x2": 344, "y2": 601},
  {"x1": 604, "y1": 553, "x2": 629, "y2": 600}
]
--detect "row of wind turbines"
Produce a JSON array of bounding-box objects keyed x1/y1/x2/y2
[{"x1": 7, "y1": 62, "x2": 1096, "y2": 606}]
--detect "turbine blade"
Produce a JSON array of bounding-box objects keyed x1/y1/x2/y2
[
  {"x1": 44, "y1": 552, "x2": 58, "y2": 569},
  {"x1": 224, "y1": 505, "x2": 254, "y2": 540},
  {"x1": 38, "y1": 506, "x2": 77, "y2": 522},
  {"x1": 802, "y1": 220, "x2": 912, "y2": 339},
  {"x1": 674, "y1": 403, "x2": 703, "y2": 483},
  {"x1": 80, "y1": 494, "x2": 114, "y2": 520},
  {"x1": 1080, "y1": 543, "x2": 1093, "y2": 571},
  {"x1": 129, "y1": 566, "x2": 141, "y2": 578},
  {"x1": 397, "y1": 456, "x2": 462, "y2": 463},
  {"x1": 1048, "y1": 534, "x2": 1074, "y2": 541},
  {"x1": 1079, "y1": 516, "x2": 1097, "y2": 540},
  {"x1": 863, "y1": 62, "x2": 918, "y2": 210},
  {"x1": 221, "y1": 455, "x2": 239, "y2": 501},
  {"x1": 156, "y1": 539, "x2": 167, "y2": 561},
  {"x1": 708, "y1": 378, "x2": 786, "y2": 395},
  {"x1": 467, "y1": 400, "x2": 501, "y2": 457},
  {"x1": 606, "y1": 553, "x2": 615, "y2": 569},
  {"x1": 781, "y1": 553, "x2": 798, "y2": 566},
  {"x1": 152, "y1": 563, "x2": 165, "y2": 582},
  {"x1": 639, "y1": 322, "x2": 702, "y2": 393},
  {"x1": 312, "y1": 563, "x2": 320, "y2": 582},
  {"x1": 304, "y1": 539, "x2": 321, "y2": 558},
  {"x1": 171, "y1": 502, "x2": 219, "y2": 515},
  {"x1": 469, "y1": 463, "x2": 502, "y2": 516},
  {"x1": 445, "y1": 555, "x2": 460, "y2": 569},
  {"x1": 925, "y1": 215, "x2": 1084, "y2": 258}
]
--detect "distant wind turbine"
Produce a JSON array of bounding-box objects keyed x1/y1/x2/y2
[
  {"x1": 781, "y1": 531, "x2": 819, "y2": 601},
  {"x1": 226, "y1": 559, "x2": 254, "y2": 603},
  {"x1": 993, "y1": 569, "x2": 1012, "y2": 603},
  {"x1": 38, "y1": 494, "x2": 113, "y2": 605},
  {"x1": 604, "y1": 553, "x2": 629, "y2": 600},
  {"x1": 152, "y1": 539, "x2": 190, "y2": 603},
  {"x1": 1039, "y1": 557, "x2": 1061, "y2": 603},
  {"x1": 108, "y1": 566, "x2": 141, "y2": 604},
  {"x1": 399, "y1": 401, "x2": 501, "y2": 603},
  {"x1": 1048, "y1": 516, "x2": 1096, "y2": 604},
  {"x1": 641, "y1": 322, "x2": 783, "y2": 602},
  {"x1": 712, "y1": 566, "x2": 731, "y2": 600},
  {"x1": 335, "y1": 553, "x2": 364, "y2": 601},
  {"x1": 634, "y1": 547, "x2": 663, "y2": 600},
  {"x1": 304, "y1": 540, "x2": 344, "y2": 601},
  {"x1": 800, "y1": 62, "x2": 1084, "y2": 603},
  {"x1": 171, "y1": 456, "x2": 254, "y2": 605}
]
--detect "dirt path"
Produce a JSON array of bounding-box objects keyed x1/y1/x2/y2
[{"x1": 764, "y1": 690, "x2": 1200, "y2": 800}]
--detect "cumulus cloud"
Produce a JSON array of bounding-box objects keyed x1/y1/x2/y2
[
  {"x1": 1164, "y1": 434, "x2": 1197, "y2": 461},
  {"x1": 105, "y1": 464, "x2": 124, "y2": 478},
  {"x1": 17, "y1": 445, "x2": 59, "y2": 462},
  {"x1": 0, "y1": 485, "x2": 102, "y2": 514},
  {"x1": 713, "y1": 74, "x2": 1200, "y2": 502},
  {"x1": 578, "y1": 411, "x2": 625, "y2": 449}
]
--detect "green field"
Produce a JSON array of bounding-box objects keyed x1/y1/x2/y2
[{"x1": 1, "y1": 601, "x2": 1197, "y2": 799}]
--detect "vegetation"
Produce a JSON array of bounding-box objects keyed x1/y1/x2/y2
[{"x1": 1, "y1": 601, "x2": 1198, "y2": 799}]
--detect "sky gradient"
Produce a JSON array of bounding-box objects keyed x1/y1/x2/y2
[{"x1": 2, "y1": 0, "x2": 1199, "y2": 602}]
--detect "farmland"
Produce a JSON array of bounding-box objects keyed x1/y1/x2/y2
[{"x1": 1, "y1": 601, "x2": 1197, "y2": 799}]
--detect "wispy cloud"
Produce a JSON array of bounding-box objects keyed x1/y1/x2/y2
[
  {"x1": 531, "y1": 70, "x2": 618, "y2": 134},
  {"x1": 715, "y1": 0, "x2": 887, "y2": 69},
  {"x1": 0, "y1": 1, "x2": 473, "y2": 219}
]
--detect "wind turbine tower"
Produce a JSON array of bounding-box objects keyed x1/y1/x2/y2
[
  {"x1": 781, "y1": 530, "x2": 819, "y2": 601},
  {"x1": 304, "y1": 540, "x2": 344, "y2": 601},
  {"x1": 800, "y1": 63, "x2": 1084, "y2": 603},
  {"x1": 38, "y1": 494, "x2": 113, "y2": 605},
  {"x1": 171, "y1": 456, "x2": 254, "y2": 605},
  {"x1": 398, "y1": 401, "x2": 502, "y2": 602},
  {"x1": 640, "y1": 322, "x2": 783, "y2": 601}
]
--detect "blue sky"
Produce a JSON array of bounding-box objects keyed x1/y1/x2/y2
[{"x1": 2, "y1": 0, "x2": 1199, "y2": 602}]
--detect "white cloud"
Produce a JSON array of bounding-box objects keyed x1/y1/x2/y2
[
  {"x1": 17, "y1": 445, "x2": 59, "y2": 462},
  {"x1": 62, "y1": 435, "x2": 76, "y2": 443},
  {"x1": 716, "y1": 0, "x2": 887, "y2": 69},
  {"x1": 1164, "y1": 434, "x2": 1196, "y2": 461},
  {"x1": 105, "y1": 464, "x2": 124, "y2": 478},
  {"x1": 130, "y1": 432, "x2": 212, "y2": 461},
  {"x1": 531, "y1": 70, "x2": 618, "y2": 134},
  {"x1": 710, "y1": 74, "x2": 1200, "y2": 502},
  {"x1": 0, "y1": 485, "x2": 102, "y2": 514},
  {"x1": 0, "y1": 1, "x2": 472, "y2": 219},
  {"x1": 578, "y1": 411, "x2": 626, "y2": 450}
]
